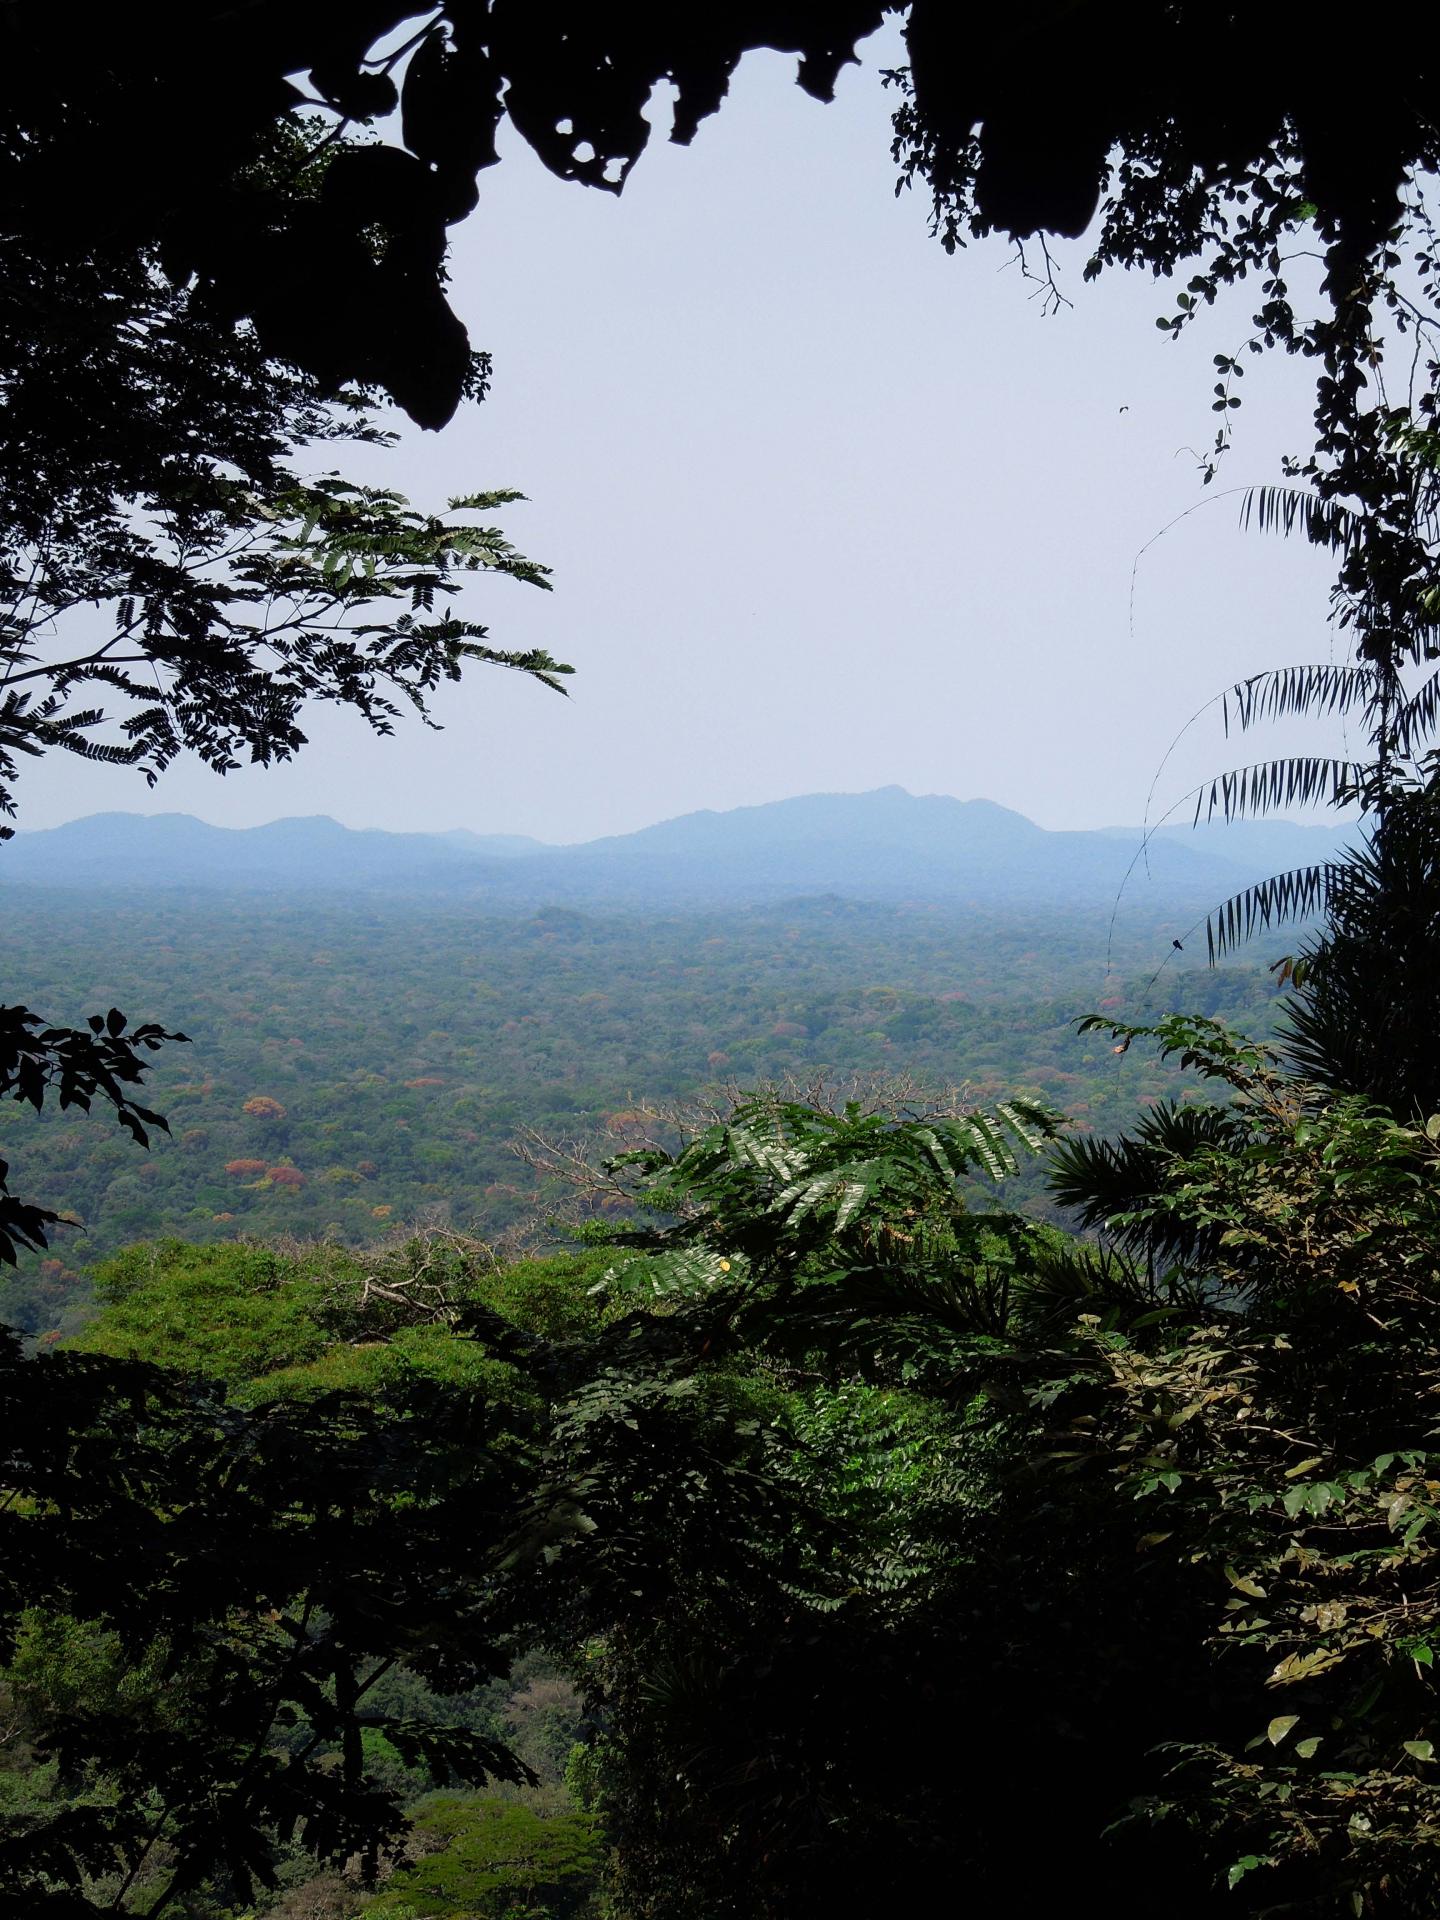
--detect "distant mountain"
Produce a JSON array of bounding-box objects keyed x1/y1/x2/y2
[
  {"x1": 436, "y1": 828, "x2": 550, "y2": 858},
  {"x1": 0, "y1": 790, "x2": 1358, "y2": 914},
  {"x1": 1125, "y1": 817, "x2": 1358, "y2": 874},
  {"x1": 0, "y1": 813, "x2": 482, "y2": 893}
]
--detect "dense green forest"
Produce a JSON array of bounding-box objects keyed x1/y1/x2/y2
[{"x1": 0, "y1": 889, "x2": 1279, "y2": 1337}]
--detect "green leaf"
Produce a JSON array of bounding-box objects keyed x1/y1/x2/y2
[
  {"x1": 1403, "y1": 1740, "x2": 1435, "y2": 1762},
  {"x1": 1269, "y1": 1648, "x2": 1346, "y2": 1685},
  {"x1": 1227, "y1": 1855, "x2": 1264, "y2": 1891},
  {"x1": 834, "y1": 1178, "x2": 870, "y2": 1231},
  {"x1": 1225, "y1": 1566, "x2": 1266, "y2": 1600},
  {"x1": 1267, "y1": 1714, "x2": 1300, "y2": 1746},
  {"x1": 1285, "y1": 1455, "x2": 1325, "y2": 1478}
]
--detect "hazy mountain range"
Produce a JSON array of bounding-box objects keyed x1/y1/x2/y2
[{"x1": 0, "y1": 788, "x2": 1355, "y2": 913}]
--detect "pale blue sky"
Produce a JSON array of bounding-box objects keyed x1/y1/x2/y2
[{"x1": 25, "y1": 22, "x2": 1344, "y2": 842}]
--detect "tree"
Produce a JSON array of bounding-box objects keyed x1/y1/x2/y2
[
  {"x1": 1, "y1": 460, "x2": 567, "y2": 836},
  {"x1": 1278, "y1": 799, "x2": 1440, "y2": 1114},
  {"x1": 0, "y1": 1338, "x2": 538, "y2": 1916},
  {"x1": 1, "y1": 112, "x2": 568, "y2": 831},
  {"x1": 363, "y1": 1796, "x2": 603, "y2": 1918},
  {"x1": 575, "y1": 1034, "x2": 1440, "y2": 1915},
  {"x1": 8, "y1": 5, "x2": 1436, "y2": 427},
  {"x1": 0, "y1": 1005, "x2": 185, "y2": 1267},
  {"x1": 1142, "y1": 447, "x2": 1440, "y2": 1111},
  {"x1": 13, "y1": 15, "x2": 1440, "y2": 861},
  {"x1": 16, "y1": 12, "x2": 1440, "y2": 999},
  {"x1": 0, "y1": 116, "x2": 570, "y2": 1278},
  {"x1": 1043, "y1": 1015, "x2": 1440, "y2": 1915},
  {"x1": 14, "y1": 16, "x2": 1440, "y2": 1909},
  {"x1": 0, "y1": 1234, "x2": 606, "y2": 1915},
  {"x1": 522, "y1": 1086, "x2": 1256, "y2": 1918}
]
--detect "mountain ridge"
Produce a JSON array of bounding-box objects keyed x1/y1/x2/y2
[{"x1": 0, "y1": 790, "x2": 1355, "y2": 913}]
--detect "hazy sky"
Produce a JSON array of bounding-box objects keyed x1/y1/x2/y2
[{"x1": 27, "y1": 22, "x2": 1347, "y2": 843}]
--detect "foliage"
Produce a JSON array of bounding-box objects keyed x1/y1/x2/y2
[
  {"x1": 18, "y1": 1013, "x2": 1440, "y2": 1915},
  {"x1": 0, "y1": 890, "x2": 1283, "y2": 1338},
  {"x1": 16, "y1": 20, "x2": 1440, "y2": 1914},
  {"x1": 362, "y1": 1796, "x2": 602, "y2": 1919},
  {"x1": 520, "y1": 1084, "x2": 1211, "y2": 1917},
  {"x1": 0, "y1": 111, "x2": 571, "y2": 1302},
  {"x1": 0, "y1": 467, "x2": 566, "y2": 834},
  {"x1": 595, "y1": 1086, "x2": 1059, "y2": 1298},
  {"x1": 2, "y1": 105, "x2": 560, "y2": 834},
  {"x1": 0, "y1": 1292, "x2": 551, "y2": 1914},
  {"x1": 1034, "y1": 1018, "x2": 1440, "y2": 1913},
  {"x1": 12, "y1": 5, "x2": 1439, "y2": 434},
  {"x1": 1278, "y1": 790, "x2": 1440, "y2": 1116},
  {"x1": 1091, "y1": 142, "x2": 1440, "y2": 1115},
  {"x1": 0, "y1": 1004, "x2": 184, "y2": 1266},
  {"x1": 524, "y1": 1018, "x2": 1440, "y2": 1914},
  {"x1": 69, "y1": 1235, "x2": 609, "y2": 1404}
]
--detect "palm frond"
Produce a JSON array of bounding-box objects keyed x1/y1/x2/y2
[
  {"x1": 1011, "y1": 1240, "x2": 1202, "y2": 1338},
  {"x1": 1239, "y1": 485, "x2": 1362, "y2": 555},
  {"x1": 1221, "y1": 663, "x2": 1377, "y2": 737},
  {"x1": 1395, "y1": 668, "x2": 1440, "y2": 754},
  {"x1": 1194, "y1": 757, "x2": 1362, "y2": 824},
  {"x1": 1278, "y1": 811, "x2": 1440, "y2": 1110},
  {"x1": 1048, "y1": 1102, "x2": 1250, "y2": 1263},
  {"x1": 1204, "y1": 863, "x2": 1340, "y2": 961}
]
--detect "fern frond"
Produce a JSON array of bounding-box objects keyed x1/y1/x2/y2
[
  {"x1": 950, "y1": 1113, "x2": 1014, "y2": 1180},
  {"x1": 725, "y1": 1121, "x2": 806, "y2": 1183}
]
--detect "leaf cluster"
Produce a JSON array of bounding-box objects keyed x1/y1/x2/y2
[
  {"x1": 0, "y1": 1308, "x2": 550, "y2": 1914},
  {"x1": 0, "y1": 1006, "x2": 185, "y2": 1264}
]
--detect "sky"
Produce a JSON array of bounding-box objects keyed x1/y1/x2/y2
[{"x1": 25, "y1": 21, "x2": 1348, "y2": 843}]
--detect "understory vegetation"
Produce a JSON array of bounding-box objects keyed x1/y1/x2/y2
[{"x1": 8, "y1": 1009, "x2": 1440, "y2": 1916}]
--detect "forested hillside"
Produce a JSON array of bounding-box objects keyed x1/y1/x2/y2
[
  {"x1": 0, "y1": 794, "x2": 1349, "y2": 906},
  {"x1": 1, "y1": 887, "x2": 1280, "y2": 1335}
]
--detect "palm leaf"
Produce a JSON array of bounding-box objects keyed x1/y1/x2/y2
[
  {"x1": 1204, "y1": 862, "x2": 1341, "y2": 961},
  {"x1": 1395, "y1": 667, "x2": 1440, "y2": 753},
  {"x1": 1049, "y1": 1101, "x2": 1250, "y2": 1261},
  {"x1": 1239, "y1": 485, "x2": 1362, "y2": 555},
  {"x1": 1221, "y1": 663, "x2": 1377, "y2": 736},
  {"x1": 1194, "y1": 757, "x2": 1362, "y2": 824}
]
